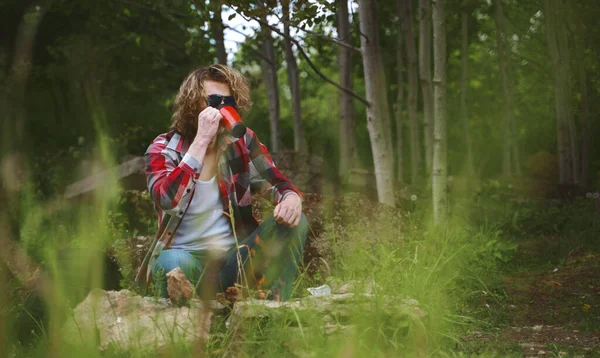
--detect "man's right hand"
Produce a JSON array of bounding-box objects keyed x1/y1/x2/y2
[{"x1": 196, "y1": 106, "x2": 222, "y2": 144}]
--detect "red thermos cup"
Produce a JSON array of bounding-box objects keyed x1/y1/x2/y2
[{"x1": 218, "y1": 105, "x2": 246, "y2": 138}]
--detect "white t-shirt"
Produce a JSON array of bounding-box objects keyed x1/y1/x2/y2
[{"x1": 169, "y1": 175, "x2": 236, "y2": 252}]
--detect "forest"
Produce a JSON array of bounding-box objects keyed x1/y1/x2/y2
[{"x1": 1, "y1": 0, "x2": 599, "y2": 357}]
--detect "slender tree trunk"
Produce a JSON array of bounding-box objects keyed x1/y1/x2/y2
[
  {"x1": 418, "y1": 0, "x2": 434, "y2": 175},
  {"x1": 544, "y1": 0, "x2": 574, "y2": 184},
  {"x1": 400, "y1": 0, "x2": 421, "y2": 184},
  {"x1": 358, "y1": 0, "x2": 395, "y2": 206},
  {"x1": 577, "y1": 48, "x2": 590, "y2": 188},
  {"x1": 460, "y1": 8, "x2": 474, "y2": 179},
  {"x1": 211, "y1": 0, "x2": 227, "y2": 65},
  {"x1": 337, "y1": 0, "x2": 356, "y2": 178},
  {"x1": 282, "y1": 0, "x2": 306, "y2": 153},
  {"x1": 395, "y1": 0, "x2": 405, "y2": 183},
  {"x1": 557, "y1": 3, "x2": 578, "y2": 184},
  {"x1": 4, "y1": 0, "x2": 52, "y2": 146},
  {"x1": 495, "y1": 0, "x2": 519, "y2": 177},
  {"x1": 432, "y1": 0, "x2": 447, "y2": 225},
  {"x1": 260, "y1": 19, "x2": 281, "y2": 152}
]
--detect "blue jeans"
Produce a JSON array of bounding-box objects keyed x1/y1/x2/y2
[{"x1": 152, "y1": 213, "x2": 308, "y2": 301}]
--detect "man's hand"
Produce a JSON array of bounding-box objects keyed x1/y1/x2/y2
[{"x1": 273, "y1": 193, "x2": 302, "y2": 227}]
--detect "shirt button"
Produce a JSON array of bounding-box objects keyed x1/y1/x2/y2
[
  {"x1": 186, "y1": 189, "x2": 191, "y2": 193},
  {"x1": 178, "y1": 211, "x2": 184, "y2": 216},
  {"x1": 167, "y1": 231, "x2": 173, "y2": 236}
]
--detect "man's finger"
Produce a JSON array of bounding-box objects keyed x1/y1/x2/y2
[
  {"x1": 281, "y1": 207, "x2": 292, "y2": 223},
  {"x1": 292, "y1": 213, "x2": 301, "y2": 227},
  {"x1": 283, "y1": 210, "x2": 295, "y2": 225},
  {"x1": 273, "y1": 204, "x2": 281, "y2": 218}
]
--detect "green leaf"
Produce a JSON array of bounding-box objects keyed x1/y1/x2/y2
[
  {"x1": 135, "y1": 36, "x2": 141, "y2": 47},
  {"x1": 123, "y1": 8, "x2": 131, "y2": 16}
]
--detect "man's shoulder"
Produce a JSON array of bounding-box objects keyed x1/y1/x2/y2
[{"x1": 146, "y1": 130, "x2": 180, "y2": 154}]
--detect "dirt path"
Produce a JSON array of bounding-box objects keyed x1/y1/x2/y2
[{"x1": 462, "y1": 238, "x2": 600, "y2": 357}]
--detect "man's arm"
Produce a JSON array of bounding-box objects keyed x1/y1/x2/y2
[
  {"x1": 246, "y1": 129, "x2": 303, "y2": 227},
  {"x1": 145, "y1": 135, "x2": 203, "y2": 215},
  {"x1": 146, "y1": 107, "x2": 220, "y2": 214}
]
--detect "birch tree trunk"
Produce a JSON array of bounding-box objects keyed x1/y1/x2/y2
[
  {"x1": 260, "y1": 19, "x2": 281, "y2": 152},
  {"x1": 418, "y1": 0, "x2": 434, "y2": 175},
  {"x1": 358, "y1": 0, "x2": 395, "y2": 206},
  {"x1": 282, "y1": 0, "x2": 307, "y2": 153},
  {"x1": 432, "y1": 0, "x2": 447, "y2": 225},
  {"x1": 211, "y1": 0, "x2": 227, "y2": 65},
  {"x1": 460, "y1": 8, "x2": 474, "y2": 179},
  {"x1": 544, "y1": 0, "x2": 575, "y2": 184},
  {"x1": 337, "y1": 0, "x2": 356, "y2": 178},
  {"x1": 401, "y1": 0, "x2": 422, "y2": 184},
  {"x1": 395, "y1": 0, "x2": 405, "y2": 182}
]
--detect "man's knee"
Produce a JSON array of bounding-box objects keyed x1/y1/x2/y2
[{"x1": 153, "y1": 249, "x2": 200, "y2": 278}]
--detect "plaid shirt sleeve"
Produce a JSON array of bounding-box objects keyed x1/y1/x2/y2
[
  {"x1": 246, "y1": 129, "x2": 303, "y2": 204},
  {"x1": 145, "y1": 134, "x2": 202, "y2": 214}
]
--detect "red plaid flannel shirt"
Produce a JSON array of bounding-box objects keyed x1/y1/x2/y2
[{"x1": 135, "y1": 128, "x2": 303, "y2": 285}]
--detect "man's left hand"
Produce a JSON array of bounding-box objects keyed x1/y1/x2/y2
[{"x1": 273, "y1": 193, "x2": 303, "y2": 227}]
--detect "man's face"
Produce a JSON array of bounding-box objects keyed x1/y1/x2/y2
[{"x1": 204, "y1": 80, "x2": 233, "y2": 150}]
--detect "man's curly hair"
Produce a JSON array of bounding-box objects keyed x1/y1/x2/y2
[{"x1": 170, "y1": 64, "x2": 252, "y2": 139}]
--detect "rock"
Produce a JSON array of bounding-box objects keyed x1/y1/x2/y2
[
  {"x1": 227, "y1": 293, "x2": 426, "y2": 336},
  {"x1": 166, "y1": 267, "x2": 194, "y2": 305},
  {"x1": 216, "y1": 286, "x2": 244, "y2": 306},
  {"x1": 61, "y1": 289, "x2": 221, "y2": 352}
]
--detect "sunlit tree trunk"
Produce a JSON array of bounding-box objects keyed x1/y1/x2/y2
[
  {"x1": 211, "y1": 0, "x2": 227, "y2": 65},
  {"x1": 395, "y1": 0, "x2": 405, "y2": 183},
  {"x1": 401, "y1": 0, "x2": 422, "y2": 184},
  {"x1": 337, "y1": 0, "x2": 356, "y2": 178},
  {"x1": 418, "y1": 0, "x2": 434, "y2": 175},
  {"x1": 358, "y1": 0, "x2": 395, "y2": 206},
  {"x1": 432, "y1": 0, "x2": 447, "y2": 225},
  {"x1": 282, "y1": 0, "x2": 306, "y2": 153},
  {"x1": 460, "y1": 8, "x2": 474, "y2": 179},
  {"x1": 260, "y1": 18, "x2": 281, "y2": 152},
  {"x1": 544, "y1": 0, "x2": 575, "y2": 184}
]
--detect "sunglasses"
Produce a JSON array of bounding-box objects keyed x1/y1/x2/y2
[{"x1": 207, "y1": 94, "x2": 237, "y2": 109}]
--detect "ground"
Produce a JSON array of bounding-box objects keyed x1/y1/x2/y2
[{"x1": 461, "y1": 234, "x2": 600, "y2": 357}]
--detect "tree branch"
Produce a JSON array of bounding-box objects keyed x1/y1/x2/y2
[
  {"x1": 224, "y1": 25, "x2": 273, "y2": 65},
  {"x1": 225, "y1": 4, "x2": 369, "y2": 106}
]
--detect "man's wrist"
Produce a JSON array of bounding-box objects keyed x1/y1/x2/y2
[{"x1": 281, "y1": 192, "x2": 301, "y2": 202}]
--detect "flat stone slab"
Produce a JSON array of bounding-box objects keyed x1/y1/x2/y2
[{"x1": 61, "y1": 289, "x2": 222, "y2": 352}]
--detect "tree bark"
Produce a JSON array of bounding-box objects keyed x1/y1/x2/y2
[
  {"x1": 211, "y1": 0, "x2": 227, "y2": 65},
  {"x1": 282, "y1": 0, "x2": 307, "y2": 153},
  {"x1": 544, "y1": 0, "x2": 575, "y2": 185},
  {"x1": 401, "y1": 0, "x2": 422, "y2": 184},
  {"x1": 358, "y1": 0, "x2": 395, "y2": 206},
  {"x1": 260, "y1": 18, "x2": 281, "y2": 152},
  {"x1": 432, "y1": 0, "x2": 447, "y2": 225},
  {"x1": 418, "y1": 0, "x2": 434, "y2": 175},
  {"x1": 460, "y1": 9, "x2": 475, "y2": 180},
  {"x1": 460, "y1": 8, "x2": 474, "y2": 179},
  {"x1": 494, "y1": 0, "x2": 519, "y2": 176},
  {"x1": 337, "y1": 0, "x2": 356, "y2": 178},
  {"x1": 577, "y1": 41, "x2": 590, "y2": 188},
  {"x1": 395, "y1": 0, "x2": 405, "y2": 183}
]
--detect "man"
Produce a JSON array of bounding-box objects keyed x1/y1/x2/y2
[{"x1": 135, "y1": 64, "x2": 307, "y2": 301}]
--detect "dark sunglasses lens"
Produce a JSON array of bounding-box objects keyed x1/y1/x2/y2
[
  {"x1": 207, "y1": 94, "x2": 222, "y2": 108},
  {"x1": 223, "y1": 96, "x2": 236, "y2": 108}
]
